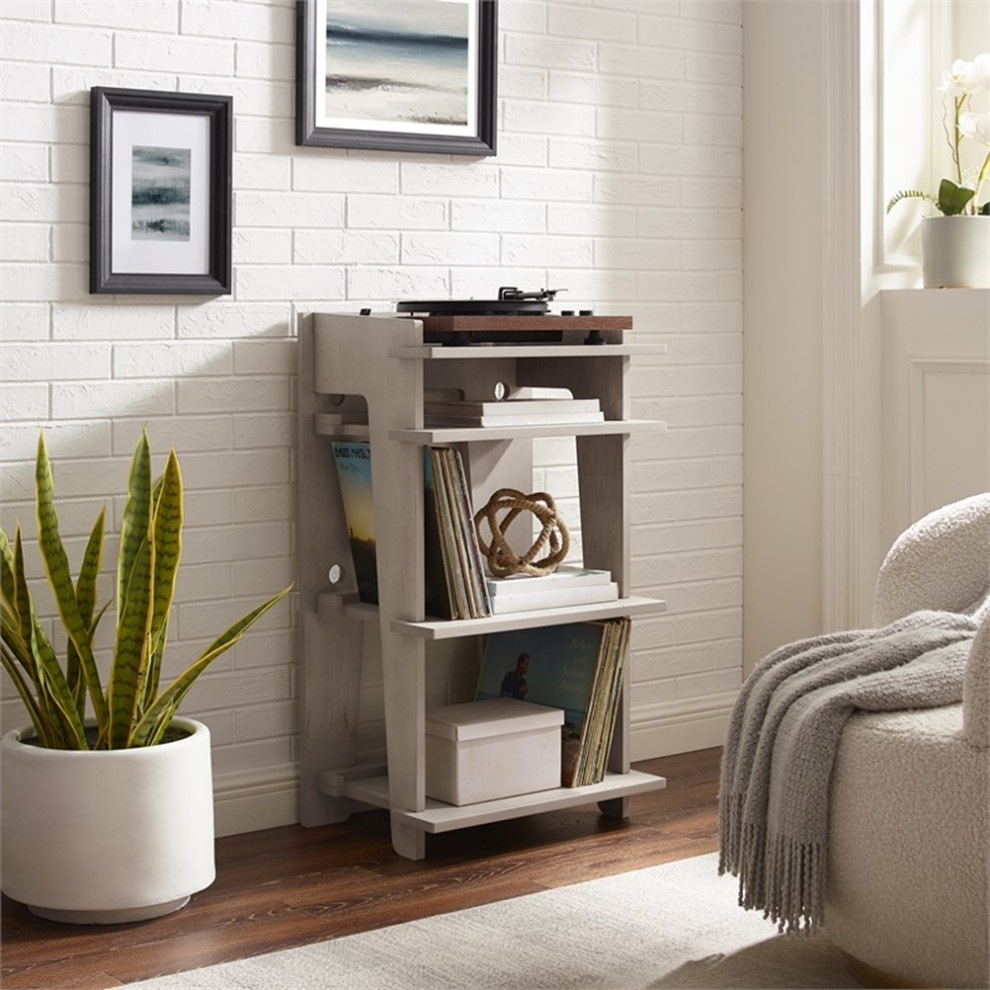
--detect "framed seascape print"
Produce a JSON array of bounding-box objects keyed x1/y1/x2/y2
[
  {"x1": 296, "y1": 0, "x2": 497, "y2": 156},
  {"x1": 90, "y1": 88, "x2": 232, "y2": 294}
]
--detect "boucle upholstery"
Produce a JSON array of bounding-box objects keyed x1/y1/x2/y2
[
  {"x1": 823, "y1": 494, "x2": 990, "y2": 988},
  {"x1": 964, "y1": 612, "x2": 990, "y2": 749},
  {"x1": 873, "y1": 492, "x2": 990, "y2": 626},
  {"x1": 825, "y1": 704, "x2": 988, "y2": 988}
]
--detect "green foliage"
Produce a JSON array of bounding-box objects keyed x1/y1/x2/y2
[
  {"x1": 885, "y1": 180, "x2": 976, "y2": 216},
  {"x1": 886, "y1": 189, "x2": 936, "y2": 214},
  {"x1": 0, "y1": 430, "x2": 292, "y2": 749},
  {"x1": 935, "y1": 178, "x2": 977, "y2": 215}
]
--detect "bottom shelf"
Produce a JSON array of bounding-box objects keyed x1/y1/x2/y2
[{"x1": 319, "y1": 767, "x2": 666, "y2": 834}]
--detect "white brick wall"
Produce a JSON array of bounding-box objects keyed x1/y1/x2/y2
[{"x1": 0, "y1": 0, "x2": 742, "y2": 834}]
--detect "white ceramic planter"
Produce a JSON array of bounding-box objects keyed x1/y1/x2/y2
[
  {"x1": 921, "y1": 215, "x2": 990, "y2": 288},
  {"x1": 0, "y1": 717, "x2": 215, "y2": 924}
]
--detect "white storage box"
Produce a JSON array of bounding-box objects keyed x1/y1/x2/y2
[{"x1": 425, "y1": 699, "x2": 564, "y2": 806}]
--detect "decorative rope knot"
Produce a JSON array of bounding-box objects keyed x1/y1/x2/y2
[{"x1": 474, "y1": 488, "x2": 570, "y2": 577}]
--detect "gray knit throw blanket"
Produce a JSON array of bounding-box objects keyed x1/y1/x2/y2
[{"x1": 718, "y1": 609, "x2": 977, "y2": 934}]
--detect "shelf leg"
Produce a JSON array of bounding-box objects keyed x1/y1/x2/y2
[
  {"x1": 390, "y1": 815, "x2": 426, "y2": 860},
  {"x1": 299, "y1": 610, "x2": 364, "y2": 826},
  {"x1": 598, "y1": 796, "x2": 630, "y2": 819}
]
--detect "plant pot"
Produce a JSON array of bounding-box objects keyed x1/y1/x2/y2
[
  {"x1": 921, "y1": 215, "x2": 990, "y2": 288},
  {"x1": 0, "y1": 717, "x2": 215, "y2": 924}
]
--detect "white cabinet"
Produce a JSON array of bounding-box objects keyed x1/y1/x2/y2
[
  {"x1": 881, "y1": 289, "x2": 990, "y2": 549},
  {"x1": 297, "y1": 311, "x2": 669, "y2": 860}
]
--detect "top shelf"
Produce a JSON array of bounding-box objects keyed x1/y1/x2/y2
[{"x1": 388, "y1": 343, "x2": 668, "y2": 360}]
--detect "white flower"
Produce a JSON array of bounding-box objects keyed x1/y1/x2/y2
[
  {"x1": 960, "y1": 111, "x2": 990, "y2": 146},
  {"x1": 975, "y1": 53, "x2": 990, "y2": 91},
  {"x1": 939, "y1": 55, "x2": 990, "y2": 96}
]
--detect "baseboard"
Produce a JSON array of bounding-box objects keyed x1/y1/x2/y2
[
  {"x1": 213, "y1": 763, "x2": 300, "y2": 837},
  {"x1": 630, "y1": 691, "x2": 736, "y2": 761}
]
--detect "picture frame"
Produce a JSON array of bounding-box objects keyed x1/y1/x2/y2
[
  {"x1": 296, "y1": 0, "x2": 497, "y2": 156},
  {"x1": 90, "y1": 88, "x2": 232, "y2": 295}
]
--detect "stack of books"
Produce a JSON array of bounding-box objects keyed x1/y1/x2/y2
[
  {"x1": 424, "y1": 447, "x2": 492, "y2": 620},
  {"x1": 424, "y1": 397, "x2": 604, "y2": 428},
  {"x1": 475, "y1": 618, "x2": 631, "y2": 787},
  {"x1": 485, "y1": 565, "x2": 618, "y2": 615}
]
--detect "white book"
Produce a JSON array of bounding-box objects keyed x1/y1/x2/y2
[
  {"x1": 486, "y1": 565, "x2": 612, "y2": 596},
  {"x1": 488, "y1": 581, "x2": 619, "y2": 614},
  {"x1": 426, "y1": 410, "x2": 605, "y2": 427},
  {"x1": 424, "y1": 397, "x2": 601, "y2": 416}
]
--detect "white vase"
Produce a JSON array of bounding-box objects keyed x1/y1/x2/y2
[
  {"x1": 921, "y1": 215, "x2": 990, "y2": 288},
  {"x1": 0, "y1": 717, "x2": 216, "y2": 924}
]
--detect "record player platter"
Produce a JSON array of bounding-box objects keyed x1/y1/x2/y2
[
  {"x1": 395, "y1": 298, "x2": 548, "y2": 316},
  {"x1": 395, "y1": 286, "x2": 559, "y2": 317}
]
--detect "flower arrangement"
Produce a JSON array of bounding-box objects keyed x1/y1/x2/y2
[{"x1": 887, "y1": 53, "x2": 990, "y2": 217}]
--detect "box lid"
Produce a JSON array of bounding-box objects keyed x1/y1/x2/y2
[{"x1": 425, "y1": 699, "x2": 564, "y2": 742}]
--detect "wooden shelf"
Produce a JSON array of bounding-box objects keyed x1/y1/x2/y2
[
  {"x1": 318, "y1": 767, "x2": 667, "y2": 834},
  {"x1": 312, "y1": 417, "x2": 668, "y2": 444},
  {"x1": 299, "y1": 311, "x2": 670, "y2": 860},
  {"x1": 388, "y1": 343, "x2": 667, "y2": 360},
  {"x1": 390, "y1": 419, "x2": 667, "y2": 444},
  {"x1": 391, "y1": 596, "x2": 666, "y2": 640},
  {"x1": 315, "y1": 593, "x2": 666, "y2": 636}
]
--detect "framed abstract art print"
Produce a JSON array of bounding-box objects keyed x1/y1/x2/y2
[
  {"x1": 90, "y1": 88, "x2": 232, "y2": 294},
  {"x1": 296, "y1": 0, "x2": 497, "y2": 155}
]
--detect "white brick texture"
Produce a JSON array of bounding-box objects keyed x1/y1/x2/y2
[{"x1": 0, "y1": 0, "x2": 742, "y2": 831}]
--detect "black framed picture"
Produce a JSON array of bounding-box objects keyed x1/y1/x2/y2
[
  {"x1": 296, "y1": 0, "x2": 497, "y2": 156},
  {"x1": 90, "y1": 88, "x2": 232, "y2": 295}
]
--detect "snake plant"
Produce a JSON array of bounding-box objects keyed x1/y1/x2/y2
[{"x1": 0, "y1": 430, "x2": 292, "y2": 749}]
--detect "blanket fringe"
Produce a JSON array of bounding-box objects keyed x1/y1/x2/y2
[
  {"x1": 762, "y1": 834, "x2": 825, "y2": 934},
  {"x1": 720, "y1": 805, "x2": 825, "y2": 934}
]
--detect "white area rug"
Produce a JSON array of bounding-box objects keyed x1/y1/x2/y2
[{"x1": 125, "y1": 853, "x2": 859, "y2": 989}]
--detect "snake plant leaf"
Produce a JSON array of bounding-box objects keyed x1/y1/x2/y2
[
  {"x1": 67, "y1": 507, "x2": 106, "y2": 712},
  {"x1": 1, "y1": 531, "x2": 33, "y2": 678},
  {"x1": 141, "y1": 700, "x2": 179, "y2": 749},
  {"x1": 34, "y1": 434, "x2": 108, "y2": 731},
  {"x1": 0, "y1": 526, "x2": 85, "y2": 749},
  {"x1": 108, "y1": 532, "x2": 155, "y2": 749},
  {"x1": 7, "y1": 528, "x2": 33, "y2": 653},
  {"x1": 30, "y1": 615, "x2": 86, "y2": 749},
  {"x1": 75, "y1": 507, "x2": 105, "y2": 630},
  {"x1": 129, "y1": 583, "x2": 293, "y2": 747},
  {"x1": 117, "y1": 429, "x2": 153, "y2": 639},
  {"x1": 0, "y1": 644, "x2": 51, "y2": 746},
  {"x1": 0, "y1": 527, "x2": 16, "y2": 612},
  {"x1": 936, "y1": 178, "x2": 975, "y2": 216},
  {"x1": 145, "y1": 449, "x2": 182, "y2": 710},
  {"x1": 12, "y1": 527, "x2": 87, "y2": 749},
  {"x1": 2, "y1": 524, "x2": 84, "y2": 747}
]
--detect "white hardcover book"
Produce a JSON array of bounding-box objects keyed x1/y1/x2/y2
[
  {"x1": 426, "y1": 410, "x2": 605, "y2": 427},
  {"x1": 424, "y1": 397, "x2": 601, "y2": 416},
  {"x1": 488, "y1": 582, "x2": 619, "y2": 614},
  {"x1": 486, "y1": 566, "x2": 612, "y2": 596}
]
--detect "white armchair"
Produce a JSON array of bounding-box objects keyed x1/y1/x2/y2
[{"x1": 824, "y1": 493, "x2": 990, "y2": 988}]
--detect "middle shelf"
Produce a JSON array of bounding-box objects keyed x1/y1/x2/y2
[
  {"x1": 314, "y1": 416, "x2": 667, "y2": 444},
  {"x1": 316, "y1": 591, "x2": 667, "y2": 640}
]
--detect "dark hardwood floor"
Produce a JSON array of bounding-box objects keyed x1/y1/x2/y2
[{"x1": 0, "y1": 748, "x2": 722, "y2": 990}]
